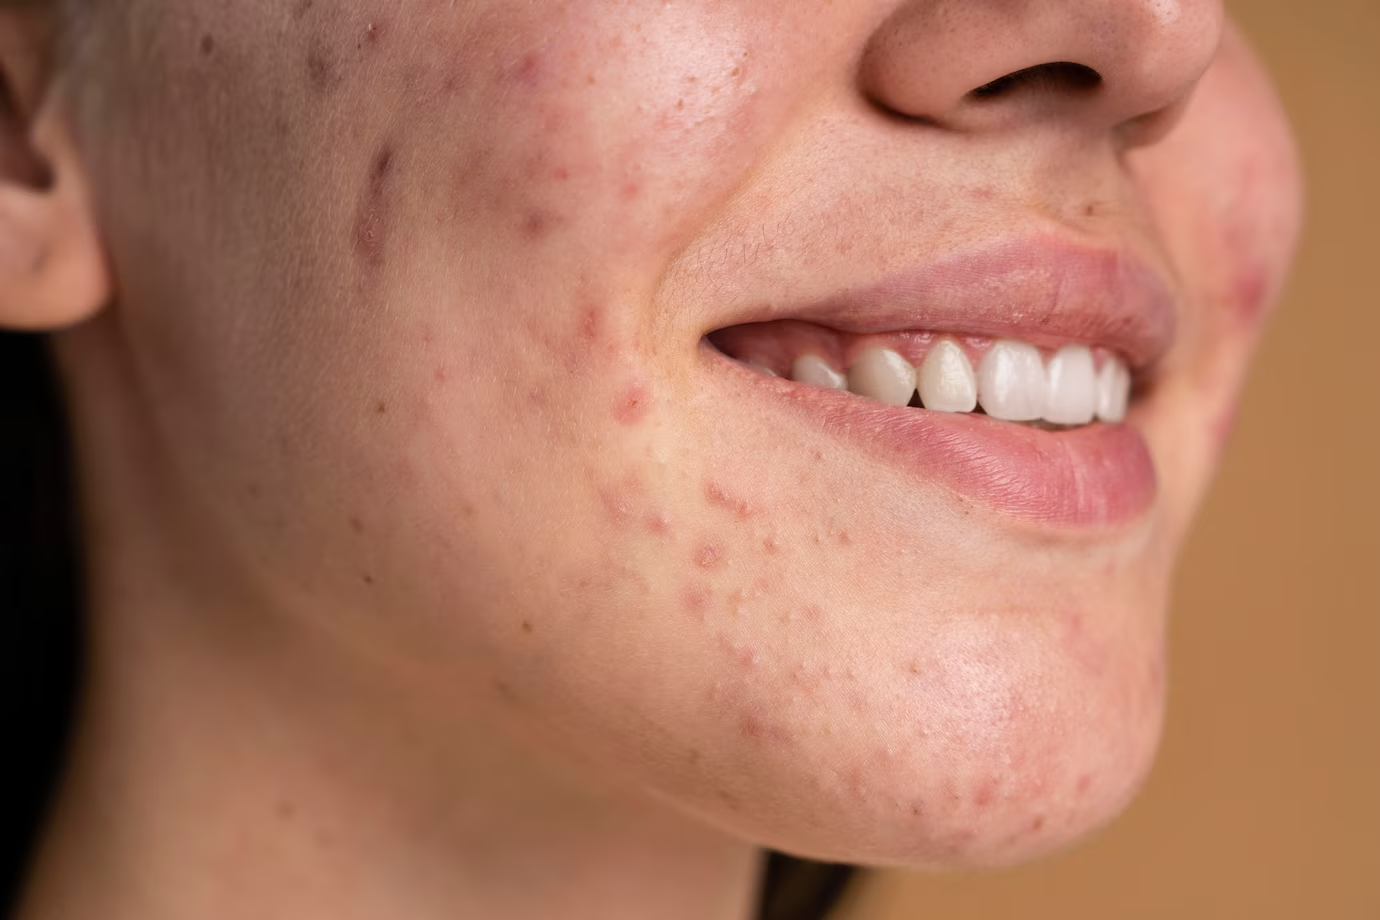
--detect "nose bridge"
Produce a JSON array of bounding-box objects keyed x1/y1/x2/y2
[{"x1": 860, "y1": 0, "x2": 1224, "y2": 136}]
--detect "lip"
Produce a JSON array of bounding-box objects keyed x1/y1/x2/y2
[
  {"x1": 709, "y1": 232, "x2": 1178, "y2": 371},
  {"x1": 700, "y1": 232, "x2": 1171, "y2": 527}
]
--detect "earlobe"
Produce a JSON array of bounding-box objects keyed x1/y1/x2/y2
[{"x1": 0, "y1": 91, "x2": 110, "y2": 332}]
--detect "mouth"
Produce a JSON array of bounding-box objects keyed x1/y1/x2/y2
[{"x1": 700, "y1": 234, "x2": 1174, "y2": 529}]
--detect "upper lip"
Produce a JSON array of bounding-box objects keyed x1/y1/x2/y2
[{"x1": 711, "y1": 231, "x2": 1178, "y2": 371}]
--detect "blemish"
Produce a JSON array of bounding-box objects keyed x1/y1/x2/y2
[
  {"x1": 348, "y1": 515, "x2": 365, "y2": 535},
  {"x1": 577, "y1": 304, "x2": 602, "y2": 346},
  {"x1": 199, "y1": 34, "x2": 216, "y2": 56},
  {"x1": 837, "y1": 530, "x2": 852, "y2": 546},
  {"x1": 434, "y1": 367, "x2": 450, "y2": 384},
  {"x1": 361, "y1": 572, "x2": 375, "y2": 586},
  {"x1": 276, "y1": 800, "x2": 297, "y2": 821},
  {"x1": 1030, "y1": 815, "x2": 1046, "y2": 833},
  {"x1": 353, "y1": 145, "x2": 395, "y2": 272},
  {"x1": 521, "y1": 620, "x2": 534, "y2": 634},
  {"x1": 1076, "y1": 773, "x2": 1093, "y2": 796},
  {"x1": 761, "y1": 536, "x2": 779, "y2": 554},
  {"x1": 291, "y1": 0, "x2": 315, "y2": 19},
  {"x1": 694, "y1": 543, "x2": 722, "y2": 569},
  {"x1": 612, "y1": 380, "x2": 650, "y2": 426},
  {"x1": 374, "y1": 400, "x2": 388, "y2": 415},
  {"x1": 973, "y1": 780, "x2": 996, "y2": 808},
  {"x1": 644, "y1": 511, "x2": 671, "y2": 535}
]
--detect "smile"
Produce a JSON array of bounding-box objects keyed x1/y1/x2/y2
[{"x1": 699, "y1": 233, "x2": 1173, "y2": 529}]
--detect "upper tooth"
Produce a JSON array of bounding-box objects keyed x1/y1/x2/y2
[
  {"x1": 848, "y1": 347, "x2": 916, "y2": 407},
  {"x1": 916, "y1": 338, "x2": 977, "y2": 413},
  {"x1": 1043, "y1": 344, "x2": 1097, "y2": 425},
  {"x1": 1096, "y1": 358, "x2": 1130, "y2": 423},
  {"x1": 791, "y1": 353, "x2": 847, "y2": 390},
  {"x1": 978, "y1": 340, "x2": 1047, "y2": 421}
]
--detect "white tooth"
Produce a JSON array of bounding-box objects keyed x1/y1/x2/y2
[
  {"x1": 847, "y1": 347, "x2": 916, "y2": 407},
  {"x1": 1096, "y1": 358, "x2": 1131, "y2": 423},
  {"x1": 977, "y1": 340, "x2": 1047, "y2": 422},
  {"x1": 745, "y1": 361, "x2": 778, "y2": 378},
  {"x1": 790, "y1": 353, "x2": 847, "y2": 390},
  {"x1": 1043, "y1": 344, "x2": 1097, "y2": 425},
  {"x1": 916, "y1": 338, "x2": 977, "y2": 413}
]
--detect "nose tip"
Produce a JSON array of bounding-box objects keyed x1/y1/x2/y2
[{"x1": 860, "y1": 0, "x2": 1224, "y2": 143}]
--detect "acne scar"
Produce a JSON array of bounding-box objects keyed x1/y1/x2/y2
[
  {"x1": 353, "y1": 144, "x2": 396, "y2": 274},
  {"x1": 305, "y1": 37, "x2": 343, "y2": 94}
]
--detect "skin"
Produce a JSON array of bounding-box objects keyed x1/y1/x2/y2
[{"x1": 0, "y1": 1, "x2": 1300, "y2": 919}]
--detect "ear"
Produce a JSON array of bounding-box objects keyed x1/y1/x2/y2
[{"x1": 0, "y1": 13, "x2": 109, "y2": 332}]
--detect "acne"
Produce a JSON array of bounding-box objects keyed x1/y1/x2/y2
[
  {"x1": 694, "y1": 543, "x2": 723, "y2": 569},
  {"x1": 611, "y1": 379, "x2": 651, "y2": 426},
  {"x1": 704, "y1": 480, "x2": 755, "y2": 521}
]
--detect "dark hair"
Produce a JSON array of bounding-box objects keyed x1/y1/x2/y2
[{"x1": 0, "y1": 331, "x2": 83, "y2": 913}]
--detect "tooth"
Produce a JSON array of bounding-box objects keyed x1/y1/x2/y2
[
  {"x1": 745, "y1": 361, "x2": 778, "y2": 378},
  {"x1": 1043, "y1": 344, "x2": 1097, "y2": 425},
  {"x1": 847, "y1": 347, "x2": 916, "y2": 407},
  {"x1": 790, "y1": 353, "x2": 847, "y2": 390},
  {"x1": 977, "y1": 340, "x2": 1047, "y2": 422},
  {"x1": 1096, "y1": 358, "x2": 1130, "y2": 423},
  {"x1": 916, "y1": 338, "x2": 977, "y2": 413}
]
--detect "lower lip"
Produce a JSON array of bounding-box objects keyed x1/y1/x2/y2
[{"x1": 706, "y1": 345, "x2": 1156, "y2": 529}]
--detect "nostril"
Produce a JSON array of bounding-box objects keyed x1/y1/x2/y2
[{"x1": 970, "y1": 62, "x2": 1102, "y2": 100}]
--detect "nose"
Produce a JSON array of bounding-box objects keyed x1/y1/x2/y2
[{"x1": 859, "y1": 0, "x2": 1224, "y2": 145}]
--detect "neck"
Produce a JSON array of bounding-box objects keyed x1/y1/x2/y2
[{"x1": 20, "y1": 566, "x2": 761, "y2": 920}]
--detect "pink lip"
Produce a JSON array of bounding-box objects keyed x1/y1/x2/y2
[
  {"x1": 716, "y1": 232, "x2": 1178, "y2": 370},
  {"x1": 704, "y1": 233, "x2": 1172, "y2": 527}
]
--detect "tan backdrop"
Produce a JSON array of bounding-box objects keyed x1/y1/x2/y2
[{"x1": 842, "y1": 1, "x2": 1380, "y2": 917}]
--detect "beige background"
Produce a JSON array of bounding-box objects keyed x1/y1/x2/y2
[{"x1": 843, "y1": 1, "x2": 1380, "y2": 917}]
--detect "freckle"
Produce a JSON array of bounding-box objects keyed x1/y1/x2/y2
[
  {"x1": 612, "y1": 380, "x2": 650, "y2": 426},
  {"x1": 361, "y1": 573, "x2": 375, "y2": 586},
  {"x1": 694, "y1": 543, "x2": 722, "y2": 569},
  {"x1": 492, "y1": 678, "x2": 518, "y2": 704},
  {"x1": 521, "y1": 620, "x2": 534, "y2": 634},
  {"x1": 687, "y1": 748, "x2": 702, "y2": 766},
  {"x1": 199, "y1": 33, "x2": 216, "y2": 56},
  {"x1": 676, "y1": 98, "x2": 684, "y2": 109},
  {"x1": 717, "y1": 788, "x2": 740, "y2": 810},
  {"x1": 348, "y1": 515, "x2": 365, "y2": 535},
  {"x1": 247, "y1": 483, "x2": 262, "y2": 500},
  {"x1": 375, "y1": 401, "x2": 387, "y2": 415},
  {"x1": 276, "y1": 800, "x2": 297, "y2": 821}
]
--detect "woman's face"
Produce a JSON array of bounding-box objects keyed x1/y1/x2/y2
[{"x1": 68, "y1": 0, "x2": 1300, "y2": 867}]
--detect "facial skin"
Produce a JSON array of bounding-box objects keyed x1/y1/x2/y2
[{"x1": 3, "y1": 0, "x2": 1300, "y2": 915}]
